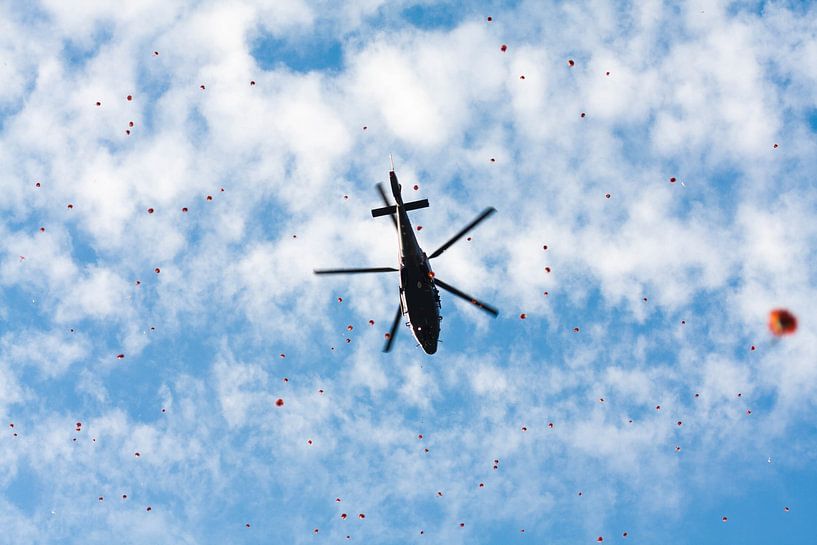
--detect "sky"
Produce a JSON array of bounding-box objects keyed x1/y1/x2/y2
[{"x1": 1, "y1": 0, "x2": 816, "y2": 543}]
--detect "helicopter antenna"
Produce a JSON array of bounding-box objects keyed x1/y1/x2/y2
[{"x1": 389, "y1": 153, "x2": 395, "y2": 172}]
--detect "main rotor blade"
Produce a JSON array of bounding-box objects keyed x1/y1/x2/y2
[
  {"x1": 434, "y1": 277, "x2": 499, "y2": 317},
  {"x1": 314, "y1": 267, "x2": 398, "y2": 275},
  {"x1": 428, "y1": 207, "x2": 496, "y2": 259},
  {"x1": 376, "y1": 183, "x2": 398, "y2": 230},
  {"x1": 383, "y1": 305, "x2": 402, "y2": 352}
]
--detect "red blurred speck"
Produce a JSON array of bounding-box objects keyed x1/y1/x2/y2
[
  {"x1": 341, "y1": 513, "x2": 347, "y2": 520},
  {"x1": 181, "y1": 207, "x2": 188, "y2": 212},
  {"x1": 623, "y1": 532, "x2": 629, "y2": 537},
  {"x1": 656, "y1": 405, "x2": 661, "y2": 410},
  {"x1": 479, "y1": 482, "x2": 485, "y2": 488},
  {"x1": 747, "y1": 409, "x2": 752, "y2": 415},
  {"x1": 568, "y1": 59, "x2": 575, "y2": 67},
  {"x1": 784, "y1": 507, "x2": 790, "y2": 512},
  {"x1": 39, "y1": 227, "x2": 45, "y2": 232},
  {"x1": 67, "y1": 203, "x2": 74, "y2": 209},
  {"x1": 146, "y1": 506, "x2": 152, "y2": 511},
  {"x1": 280, "y1": 353, "x2": 286, "y2": 358},
  {"x1": 314, "y1": 529, "x2": 319, "y2": 534},
  {"x1": 597, "y1": 538, "x2": 604, "y2": 542},
  {"x1": 358, "y1": 514, "x2": 365, "y2": 519},
  {"x1": 605, "y1": 193, "x2": 611, "y2": 198},
  {"x1": 670, "y1": 177, "x2": 677, "y2": 183},
  {"x1": 154, "y1": 268, "x2": 160, "y2": 274},
  {"x1": 677, "y1": 421, "x2": 683, "y2": 426},
  {"x1": 153, "y1": 51, "x2": 159, "y2": 56},
  {"x1": 96, "y1": 101, "x2": 101, "y2": 106},
  {"x1": 416, "y1": 225, "x2": 423, "y2": 231},
  {"x1": 418, "y1": 434, "x2": 423, "y2": 439},
  {"x1": 490, "y1": 157, "x2": 496, "y2": 162},
  {"x1": 246, "y1": 523, "x2": 251, "y2": 528},
  {"x1": 413, "y1": 184, "x2": 419, "y2": 190},
  {"x1": 200, "y1": 84, "x2": 205, "y2": 90},
  {"x1": 337, "y1": 297, "x2": 343, "y2": 303},
  {"x1": 751, "y1": 345, "x2": 756, "y2": 351},
  {"x1": 722, "y1": 516, "x2": 727, "y2": 522},
  {"x1": 129, "y1": 121, "x2": 134, "y2": 127},
  {"x1": 384, "y1": 333, "x2": 391, "y2": 339},
  {"x1": 580, "y1": 112, "x2": 586, "y2": 118},
  {"x1": 369, "y1": 320, "x2": 375, "y2": 326},
  {"x1": 521, "y1": 426, "x2": 527, "y2": 431},
  {"x1": 206, "y1": 195, "x2": 213, "y2": 201},
  {"x1": 127, "y1": 95, "x2": 132, "y2": 101},
  {"x1": 275, "y1": 398, "x2": 284, "y2": 407},
  {"x1": 134, "y1": 452, "x2": 140, "y2": 457},
  {"x1": 343, "y1": 195, "x2": 348, "y2": 200},
  {"x1": 573, "y1": 327, "x2": 580, "y2": 333},
  {"x1": 460, "y1": 523, "x2": 465, "y2": 528},
  {"x1": 336, "y1": 498, "x2": 342, "y2": 502},
  {"x1": 466, "y1": 237, "x2": 472, "y2": 241},
  {"x1": 543, "y1": 245, "x2": 548, "y2": 250},
  {"x1": 347, "y1": 325, "x2": 353, "y2": 331},
  {"x1": 147, "y1": 208, "x2": 154, "y2": 214},
  {"x1": 520, "y1": 313, "x2": 527, "y2": 319},
  {"x1": 500, "y1": 44, "x2": 507, "y2": 52},
  {"x1": 681, "y1": 320, "x2": 686, "y2": 324},
  {"x1": 605, "y1": 71, "x2": 611, "y2": 76},
  {"x1": 773, "y1": 143, "x2": 779, "y2": 149},
  {"x1": 487, "y1": 16, "x2": 493, "y2": 21},
  {"x1": 250, "y1": 81, "x2": 256, "y2": 86},
  {"x1": 520, "y1": 75, "x2": 526, "y2": 79},
  {"x1": 548, "y1": 422, "x2": 554, "y2": 428},
  {"x1": 307, "y1": 439, "x2": 313, "y2": 445},
  {"x1": 35, "y1": 181, "x2": 41, "y2": 188},
  {"x1": 545, "y1": 266, "x2": 551, "y2": 273},
  {"x1": 116, "y1": 354, "x2": 125, "y2": 359}
]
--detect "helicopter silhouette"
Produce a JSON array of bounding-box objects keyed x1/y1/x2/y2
[{"x1": 314, "y1": 165, "x2": 498, "y2": 354}]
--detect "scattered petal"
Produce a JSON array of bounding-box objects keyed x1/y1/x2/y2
[
  {"x1": 568, "y1": 59, "x2": 575, "y2": 67},
  {"x1": 519, "y1": 313, "x2": 527, "y2": 319},
  {"x1": 500, "y1": 44, "x2": 507, "y2": 52},
  {"x1": 275, "y1": 399, "x2": 284, "y2": 407},
  {"x1": 769, "y1": 309, "x2": 797, "y2": 336}
]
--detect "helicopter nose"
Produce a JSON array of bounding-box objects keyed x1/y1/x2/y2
[{"x1": 423, "y1": 340, "x2": 437, "y2": 355}]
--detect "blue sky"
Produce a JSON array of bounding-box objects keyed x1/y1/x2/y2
[{"x1": 1, "y1": 1, "x2": 816, "y2": 544}]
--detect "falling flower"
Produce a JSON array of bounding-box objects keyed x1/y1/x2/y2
[
  {"x1": 769, "y1": 309, "x2": 797, "y2": 336},
  {"x1": 500, "y1": 44, "x2": 507, "y2": 52},
  {"x1": 568, "y1": 59, "x2": 575, "y2": 67}
]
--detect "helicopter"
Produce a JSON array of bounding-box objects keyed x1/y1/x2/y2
[{"x1": 314, "y1": 165, "x2": 498, "y2": 354}]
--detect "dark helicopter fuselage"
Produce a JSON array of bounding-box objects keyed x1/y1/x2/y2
[{"x1": 390, "y1": 171, "x2": 441, "y2": 354}]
